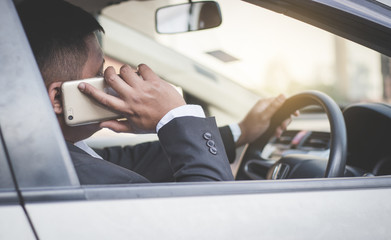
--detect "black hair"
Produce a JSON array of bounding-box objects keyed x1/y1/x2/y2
[{"x1": 17, "y1": 0, "x2": 104, "y2": 85}]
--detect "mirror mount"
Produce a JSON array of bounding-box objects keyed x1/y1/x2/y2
[{"x1": 155, "y1": 1, "x2": 222, "y2": 34}]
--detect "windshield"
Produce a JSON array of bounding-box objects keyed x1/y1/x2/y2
[{"x1": 101, "y1": 0, "x2": 391, "y2": 107}]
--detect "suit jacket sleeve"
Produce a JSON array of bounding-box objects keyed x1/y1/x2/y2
[
  {"x1": 96, "y1": 117, "x2": 235, "y2": 182},
  {"x1": 157, "y1": 116, "x2": 234, "y2": 182}
]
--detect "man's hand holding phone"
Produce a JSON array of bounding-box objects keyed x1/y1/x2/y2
[{"x1": 78, "y1": 64, "x2": 186, "y2": 133}]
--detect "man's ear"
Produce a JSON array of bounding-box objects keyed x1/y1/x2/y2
[{"x1": 47, "y1": 82, "x2": 63, "y2": 114}]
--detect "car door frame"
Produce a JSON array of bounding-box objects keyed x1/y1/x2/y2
[{"x1": 2, "y1": 0, "x2": 391, "y2": 238}]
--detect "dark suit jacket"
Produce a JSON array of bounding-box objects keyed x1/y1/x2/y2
[{"x1": 67, "y1": 116, "x2": 235, "y2": 185}]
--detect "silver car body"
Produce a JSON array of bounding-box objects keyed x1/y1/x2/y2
[{"x1": 1, "y1": 0, "x2": 391, "y2": 239}]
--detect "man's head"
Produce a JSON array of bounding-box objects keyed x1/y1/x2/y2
[
  {"x1": 17, "y1": 0, "x2": 105, "y2": 86},
  {"x1": 17, "y1": 0, "x2": 106, "y2": 142}
]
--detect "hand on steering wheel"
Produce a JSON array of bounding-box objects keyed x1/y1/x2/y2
[{"x1": 236, "y1": 91, "x2": 347, "y2": 180}]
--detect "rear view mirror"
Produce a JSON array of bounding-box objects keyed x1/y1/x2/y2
[{"x1": 155, "y1": 1, "x2": 222, "y2": 34}]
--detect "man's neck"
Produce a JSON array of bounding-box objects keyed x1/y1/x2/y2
[{"x1": 58, "y1": 116, "x2": 101, "y2": 143}]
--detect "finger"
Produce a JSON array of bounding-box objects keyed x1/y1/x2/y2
[
  {"x1": 275, "y1": 126, "x2": 284, "y2": 138},
  {"x1": 100, "y1": 120, "x2": 133, "y2": 133},
  {"x1": 104, "y1": 66, "x2": 134, "y2": 98},
  {"x1": 119, "y1": 64, "x2": 143, "y2": 87},
  {"x1": 280, "y1": 118, "x2": 291, "y2": 131},
  {"x1": 137, "y1": 64, "x2": 158, "y2": 81},
  {"x1": 249, "y1": 97, "x2": 274, "y2": 115},
  {"x1": 256, "y1": 97, "x2": 274, "y2": 109},
  {"x1": 78, "y1": 82, "x2": 127, "y2": 112},
  {"x1": 261, "y1": 94, "x2": 286, "y2": 120}
]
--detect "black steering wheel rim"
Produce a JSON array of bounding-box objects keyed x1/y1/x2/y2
[{"x1": 237, "y1": 90, "x2": 347, "y2": 179}]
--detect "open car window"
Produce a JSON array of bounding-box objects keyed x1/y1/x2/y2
[{"x1": 4, "y1": 0, "x2": 391, "y2": 187}]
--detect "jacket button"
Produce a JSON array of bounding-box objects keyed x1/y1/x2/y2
[
  {"x1": 206, "y1": 140, "x2": 215, "y2": 148},
  {"x1": 203, "y1": 132, "x2": 212, "y2": 140},
  {"x1": 209, "y1": 146, "x2": 218, "y2": 155}
]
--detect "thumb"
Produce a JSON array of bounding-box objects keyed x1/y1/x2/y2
[{"x1": 100, "y1": 120, "x2": 133, "y2": 133}]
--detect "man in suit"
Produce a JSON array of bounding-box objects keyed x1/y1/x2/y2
[{"x1": 17, "y1": 0, "x2": 289, "y2": 184}]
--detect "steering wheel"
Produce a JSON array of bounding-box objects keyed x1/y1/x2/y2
[{"x1": 236, "y1": 91, "x2": 347, "y2": 180}]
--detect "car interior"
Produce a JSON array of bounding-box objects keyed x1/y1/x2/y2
[{"x1": 74, "y1": 0, "x2": 391, "y2": 182}]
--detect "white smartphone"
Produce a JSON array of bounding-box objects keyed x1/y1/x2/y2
[{"x1": 61, "y1": 77, "x2": 122, "y2": 126}]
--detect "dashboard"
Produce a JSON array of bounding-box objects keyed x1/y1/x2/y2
[
  {"x1": 344, "y1": 103, "x2": 391, "y2": 176},
  {"x1": 241, "y1": 102, "x2": 391, "y2": 180},
  {"x1": 261, "y1": 130, "x2": 330, "y2": 161}
]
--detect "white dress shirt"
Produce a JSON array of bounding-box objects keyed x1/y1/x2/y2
[{"x1": 74, "y1": 104, "x2": 241, "y2": 157}]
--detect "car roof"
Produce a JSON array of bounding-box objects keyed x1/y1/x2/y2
[{"x1": 66, "y1": 0, "x2": 127, "y2": 14}]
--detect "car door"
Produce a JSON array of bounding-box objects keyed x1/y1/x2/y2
[
  {"x1": 0, "y1": 131, "x2": 36, "y2": 239},
  {"x1": 2, "y1": 0, "x2": 391, "y2": 239},
  {"x1": 0, "y1": 0, "x2": 80, "y2": 237}
]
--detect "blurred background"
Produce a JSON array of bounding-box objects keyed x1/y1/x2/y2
[
  {"x1": 82, "y1": 0, "x2": 391, "y2": 146},
  {"x1": 101, "y1": 0, "x2": 391, "y2": 107}
]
